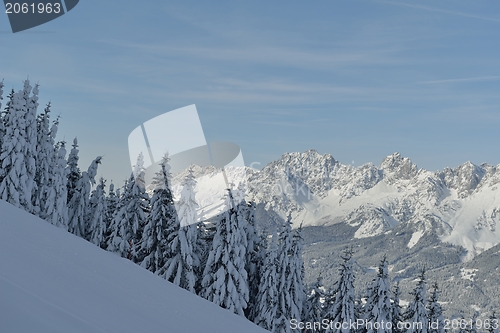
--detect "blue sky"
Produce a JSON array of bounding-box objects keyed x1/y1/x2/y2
[{"x1": 1, "y1": 0, "x2": 500, "y2": 182}]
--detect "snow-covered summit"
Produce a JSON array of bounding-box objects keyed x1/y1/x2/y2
[{"x1": 226, "y1": 151, "x2": 500, "y2": 259}]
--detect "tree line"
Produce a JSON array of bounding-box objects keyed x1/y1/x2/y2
[{"x1": 0, "y1": 80, "x2": 497, "y2": 333}]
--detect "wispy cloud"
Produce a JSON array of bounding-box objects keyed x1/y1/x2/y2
[
  {"x1": 418, "y1": 76, "x2": 500, "y2": 84},
  {"x1": 378, "y1": 1, "x2": 500, "y2": 23}
]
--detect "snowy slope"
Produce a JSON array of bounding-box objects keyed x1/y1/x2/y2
[{"x1": 0, "y1": 200, "x2": 267, "y2": 333}]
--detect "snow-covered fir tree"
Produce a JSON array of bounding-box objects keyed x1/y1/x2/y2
[
  {"x1": 427, "y1": 282, "x2": 444, "y2": 333},
  {"x1": 404, "y1": 269, "x2": 428, "y2": 333},
  {"x1": 67, "y1": 156, "x2": 102, "y2": 238},
  {"x1": 363, "y1": 255, "x2": 392, "y2": 333},
  {"x1": 66, "y1": 137, "x2": 81, "y2": 204},
  {"x1": 255, "y1": 228, "x2": 279, "y2": 331},
  {"x1": 275, "y1": 214, "x2": 306, "y2": 333},
  {"x1": 243, "y1": 201, "x2": 264, "y2": 322},
  {"x1": 275, "y1": 216, "x2": 294, "y2": 333},
  {"x1": 201, "y1": 189, "x2": 249, "y2": 317},
  {"x1": 108, "y1": 153, "x2": 148, "y2": 261},
  {"x1": 289, "y1": 223, "x2": 306, "y2": 329},
  {"x1": 87, "y1": 177, "x2": 108, "y2": 247},
  {"x1": 325, "y1": 247, "x2": 357, "y2": 333},
  {"x1": 24, "y1": 80, "x2": 39, "y2": 214},
  {"x1": 391, "y1": 281, "x2": 404, "y2": 333},
  {"x1": 303, "y1": 276, "x2": 327, "y2": 333},
  {"x1": 162, "y1": 167, "x2": 200, "y2": 293},
  {"x1": 33, "y1": 103, "x2": 54, "y2": 215},
  {"x1": 140, "y1": 154, "x2": 176, "y2": 273},
  {"x1": 41, "y1": 139, "x2": 68, "y2": 228},
  {"x1": 104, "y1": 181, "x2": 119, "y2": 247},
  {"x1": 0, "y1": 80, "x2": 39, "y2": 212}
]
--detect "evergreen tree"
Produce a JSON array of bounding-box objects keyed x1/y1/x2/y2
[
  {"x1": 303, "y1": 276, "x2": 327, "y2": 333},
  {"x1": 66, "y1": 137, "x2": 81, "y2": 204},
  {"x1": 289, "y1": 223, "x2": 306, "y2": 329},
  {"x1": 0, "y1": 80, "x2": 38, "y2": 212},
  {"x1": 108, "y1": 153, "x2": 148, "y2": 261},
  {"x1": 87, "y1": 177, "x2": 108, "y2": 247},
  {"x1": 364, "y1": 255, "x2": 392, "y2": 333},
  {"x1": 201, "y1": 189, "x2": 249, "y2": 317},
  {"x1": 427, "y1": 282, "x2": 444, "y2": 333},
  {"x1": 275, "y1": 217, "x2": 294, "y2": 333},
  {"x1": 24, "y1": 80, "x2": 39, "y2": 214},
  {"x1": 391, "y1": 282, "x2": 404, "y2": 333},
  {"x1": 33, "y1": 103, "x2": 54, "y2": 215},
  {"x1": 41, "y1": 140, "x2": 68, "y2": 228},
  {"x1": 404, "y1": 269, "x2": 429, "y2": 333},
  {"x1": 275, "y1": 214, "x2": 306, "y2": 333},
  {"x1": 67, "y1": 156, "x2": 102, "y2": 238},
  {"x1": 141, "y1": 154, "x2": 176, "y2": 273},
  {"x1": 325, "y1": 247, "x2": 357, "y2": 333},
  {"x1": 244, "y1": 200, "x2": 264, "y2": 322},
  {"x1": 255, "y1": 229, "x2": 279, "y2": 331},
  {"x1": 104, "y1": 181, "x2": 119, "y2": 248},
  {"x1": 162, "y1": 167, "x2": 200, "y2": 293}
]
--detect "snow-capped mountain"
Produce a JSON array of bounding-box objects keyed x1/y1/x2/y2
[{"x1": 171, "y1": 150, "x2": 500, "y2": 261}]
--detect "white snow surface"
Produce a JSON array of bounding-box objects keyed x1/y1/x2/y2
[{"x1": 0, "y1": 200, "x2": 267, "y2": 333}]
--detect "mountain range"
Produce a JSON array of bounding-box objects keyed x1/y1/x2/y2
[{"x1": 170, "y1": 150, "x2": 500, "y2": 316}]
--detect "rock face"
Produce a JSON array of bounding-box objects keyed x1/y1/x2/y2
[{"x1": 244, "y1": 150, "x2": 500, "y2": 259}]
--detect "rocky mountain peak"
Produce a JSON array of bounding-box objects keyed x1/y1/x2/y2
[{"x1": 380, "y1": 152, "x2": 418, "y2": 181}]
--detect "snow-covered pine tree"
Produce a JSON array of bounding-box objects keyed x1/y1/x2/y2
[
  {"x1": 35, "y1": 105, "x2": 62, "y2": 219},
  {"x1": 108, "y1": 153, "x2": 148, "y2": 261},
  {"x1": 104, "y1": 181, "x2": 119, "y2": 248},
  {"x1": 303, "y1": 276, "x2": 327, "y2": 333},
  {"x1": 201, "y1": 189, "x2": 249, "y2": 317},
  {"x1": 274, "y1": 214, "x2": 305, "y2": 333},
  {"x1": 33, "y1": 103, "x2": 53, "y2": 215},
  {"x1": 325, "y1": 247, "x2": 357, "y2": 333},
  {"x1": 255, "y1": 228, "x2": 279, "y2": 331},
  {"x1": 391, "y1": 281, "x2": 404, "y2": 333},
  {"x1": 363, "y1": 255, "x2": 392, "y2": 333},
  {"x1": 404, "y1": 269, "x2": 429, "y2": 333},
  {"x1": 66, "y1": 137, "x2": 81, "y2": 204},
  {"x1": 427, "y1": 282, "x2": 444, "y2": 333},
  {"x1": 67, "y1": 156, "x2": 102, "y2": 238},
  {"x1": 0, "y1": 80, "x2": 39, "y2": 212},
  {"x1": 289, "y1": 223, "x2": 306, "y2": 330},
  {"x1": 140, "y1": 153, "x2": 176, "y2": 273},
  {"x1": 194, "y1": 216, "x2": 210, "y2": 295},
  {"x1": 244, "y1": 201, "x2": 265, "y2": 322},
  {"x1": 87, "y1": 177, "x2": 108, "y2": 247},
  {"x1": 40, "y1": 138, "x2": 68, "y2": 228},
  {"x1": 24, "y1": 80, "x2": 39, "y2": 215},
  {"x1": 161, "y1": 167, "x2": 200, "y2": 293},
  {"x1": 488, "y1": 311, "x2": 498, "y2": 333},
  {"x1": 275, "y1": 216, "x2": 294, "y2": 333}
]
